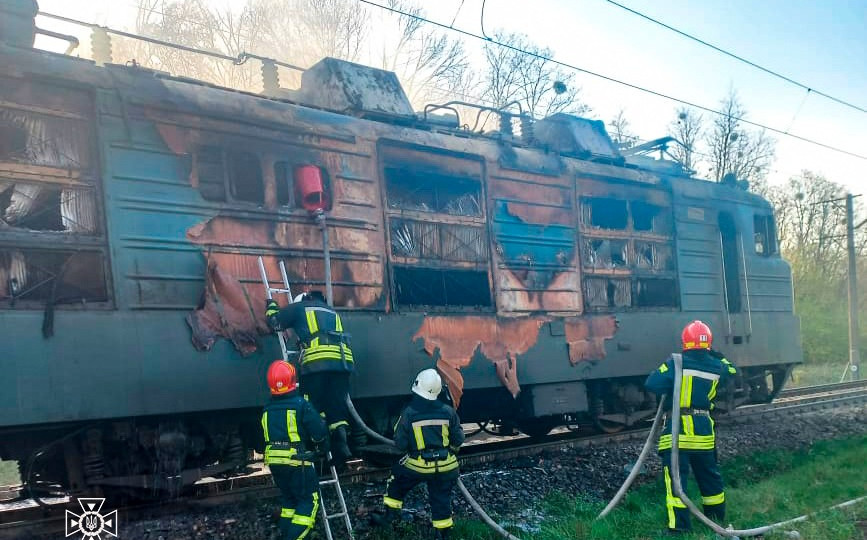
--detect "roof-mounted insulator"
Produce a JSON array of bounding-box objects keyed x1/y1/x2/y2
[
  {"x1": 91, "y1": 26, "x2": 112, "y2": 66},
  {"x1": 261, "y1": 59, "x2": 280, "y2": 96}
]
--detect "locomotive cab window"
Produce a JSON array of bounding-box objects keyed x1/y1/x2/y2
[
  {"x1": 195, "y1": 146, "x2": 265, "y2": 205},
  {"x1": 753, "y1": 214, "x2": 777, "y2": 256},
  {"x1": 380, "y1": 143, "x2": 491, "y2": 312},
  {"x1": 227, "y1": 150, "x2": 264, "y2": 204}
]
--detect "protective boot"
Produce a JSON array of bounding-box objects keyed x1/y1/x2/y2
[
  {"x1": 330, "y1": 425, "x2": 352, "y2": 467},
  {"x1": 370, "y1": 507, "x2": 400, "y2": 527},
  {"x1": 704, "y1": 502, "x2": 726, "y2": 523},
  {"x1": 434, "y1": 527, "x2": 452, "y2": 539}
]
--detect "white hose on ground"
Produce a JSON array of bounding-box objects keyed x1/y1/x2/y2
[
  {"x1": 345, "y1": 395, "x2": 522, "y2": 540},
  {"x1": 669, "y1": 353, "x2": 867, "y2": 538},
  {"x1": 595, "y1": 399, "x2": 666, "y2": 519}
]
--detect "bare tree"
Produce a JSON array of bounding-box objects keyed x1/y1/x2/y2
[
  {"x1": 481, "y1": 31, "x2": 589, "y2": 120},
  {"x1": 607, "y1": 109, "x2": 636, "y2": 149},
  {"x1": 373, "y1": 0, "x2": 469, "y2": 107},
  {"x1": 706, "y1": 88, "x2": 775, "y2": 186},
  {"x1": 669, "y1": 107, "x2": 703, "y2": 173}
]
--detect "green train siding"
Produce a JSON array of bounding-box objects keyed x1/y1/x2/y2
[{"x1": 0, "y1": 49, "x2": 801, "y2": 432}]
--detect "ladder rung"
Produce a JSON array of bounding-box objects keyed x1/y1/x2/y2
[
  {"x1": 325, "y1": 512, "x2": 348, "y2": 520},
  {"x1": 268, "y1": 288, "x2": 292, "y2": 294},
  {"x1": 319, "y1": 479, "x2": 338, "y2": 485}
]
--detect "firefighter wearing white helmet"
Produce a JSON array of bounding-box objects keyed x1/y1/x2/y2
[
  {"x1": 374, "y1": 368, "x2": 465, "y2": 539},
  {"x1": 265, "y1": 290, "x2": 354, "y2": 467}
]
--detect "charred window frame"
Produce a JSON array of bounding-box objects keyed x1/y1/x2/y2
[
  {"x1": 381, "y1": 146, "x2": 491, "y2": 312},
  {"x1": 579, "y1": 194, "x2": 678, "y2": 311},
  {"x1": 195, "y1": 146, "x2": 265, "y2": 205},
  {"x1": 753, "y1": 214, "x2": 777, "y2": 256},
  {"x1": 0, "y1": 78, "x2": 111, "y2": 310}
]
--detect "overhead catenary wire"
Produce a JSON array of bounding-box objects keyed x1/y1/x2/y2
[
  {"x1": 603, "y1": 0, "x2": 867, "y2": 115},
  {"x1": 356, "y1": 0, "x2": 867, "y2": 162}
]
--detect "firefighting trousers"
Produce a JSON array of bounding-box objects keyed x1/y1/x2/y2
[
  {"x1": 302, "y1": 371, "x2": 350, "y2": 433},
  {"x1": 660, "y1": 449, "x2": 726, "y2": 531},
  {"x1": 270, "y1": 463, "x2": 319, "y2": 540},
  {"x1": 383, "y1": 461, "x2": 459, "y2": 530}
]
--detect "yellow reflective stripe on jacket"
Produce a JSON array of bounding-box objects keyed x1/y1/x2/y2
[
  {"x1": 658, "y1": 433, "x2": 715, "y2": 451},
  {"x1": 335, "y1": 314, "x2": 343, "y2": 332},
  {"x1": 305, "y1": 309, "x2": 319, "y2": 334},
  {"x1": 442, "y1": 424, "x2": 450, "y2": 448},
  {"x1": 384, "y1": 496, "x2": 403, "y2": 509},
  {"x1": 413, "y1": 425, "x2": 426, "y2": 450},
  {"x1": 679, "y1": 375, "x2": 693, "y2": 408},
  {"x1": 708, "y1": 378, "x2": 719, "y2": 401},
  {"x1": 658, "y1": 363, "x2": 668, "y2": 373},
  {"x1": 291, "y1": 492, "x2": 318, "y2": 527},
  {"x1": 401, "y1": 454, "x2": 459, "y2": 474},
  {"x1": 261, "y1": 412, "x2": 269, "y2": 442},
  {"x1": 286, "y1": 410, "x2": 301, "y2": 442},
  {"x1": 281, "y1": 508, "x2": 295, "y2": 518},
  {"x1": 301, "y1": 345, "x2": 353, "y2": 363}
]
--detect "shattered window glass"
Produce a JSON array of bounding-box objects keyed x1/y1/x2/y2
[
  {"x1": 0, "y1": 182, "x2": 99, "y2": 233},
  {"x1": 228, "y1": 150, "x2": 264, "y2": 204},
  {"x1": 582, "y1": 197, "x2": 628, "y2": 229},
  {"x1": 385, "y1": 167, "x2": 481, "y2": 217},
  {"x1": 0, "y1": 108, "x2": 90, "y2": 169},
  {"x1": 197, "y1": 146, "x2": 227, "y2": 202},
  {"x1": 390, "y1": 219, "x2": 488, "y2": 263},
  {"x1": 583, "y1": 239, "x2": 628, "y2": 269},
  {"x1": 584, "y1": 277, "x2": 631, "y2": 309},
  {"x1": 0, "y1": 249, "x2": 108, "y2": 305}
]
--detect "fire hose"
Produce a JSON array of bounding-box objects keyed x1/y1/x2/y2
[
  {"x1": 598, "y1": 353, "x2": 867, "y2": 537},
  {"x1": 345, "y1": 396, "x2": 521, "y2": 540}
]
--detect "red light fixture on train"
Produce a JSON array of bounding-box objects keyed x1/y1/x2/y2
[{"x1": 294, "y1": 165, "x2": 329, "y2": 212}]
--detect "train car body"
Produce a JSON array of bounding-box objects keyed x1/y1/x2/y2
[{"x1": 0, "y1": 34, "x2": 800, "y2": 492}]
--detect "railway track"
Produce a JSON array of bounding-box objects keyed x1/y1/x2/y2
[{"x1": 2, "y1": 379, "x2": 866, "y2": 539}]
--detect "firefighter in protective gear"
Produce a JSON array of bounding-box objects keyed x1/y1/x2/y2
[
  {"x1": 265, "y1": 291, "x2": 354, "y2": 465},
  {"x1": 262, "y1": 360, "x2": 328, "y2": 540},
  {"x1": 645, "y1": 321, "x2": 738, "y2": 534},
  {"x1": 377, "y1": 369, "x2": 465, "y2": 539}
]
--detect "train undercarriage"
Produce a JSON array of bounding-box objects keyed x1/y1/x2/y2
[{"x1": 0, "y1": 363, "x2": 794, "y2": 501}]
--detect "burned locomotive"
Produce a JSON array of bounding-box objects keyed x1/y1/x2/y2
[{"x1": 0, "y1": 20, "x2": 800, "y2": 496}]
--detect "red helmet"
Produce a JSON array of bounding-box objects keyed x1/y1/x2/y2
[
  {"x1": 682, "y1": 320, "x2": 712, "y2": 350},
  {"x1": 267, "y1": 360, "x2": 297, "y2": 395}
]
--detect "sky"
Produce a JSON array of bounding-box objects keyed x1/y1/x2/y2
[{"x1": 32, "y1": 0, "x2": 867, "y2": 192}]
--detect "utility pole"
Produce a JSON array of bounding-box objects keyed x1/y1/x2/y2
[{"x1": 845, "y1": 193, "x2": 861, "y2": 380}]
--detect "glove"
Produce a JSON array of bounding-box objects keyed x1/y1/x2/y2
[{"x1": 265, "y1": 299, "x2": 279, "y2": 317}]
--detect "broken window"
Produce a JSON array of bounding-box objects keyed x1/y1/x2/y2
[
  {"x1": 390, "y1": 219, "x2": 488, "y2": 263},
  {"x1": 275, "y1": 161, "x2": 291, "y2": 206},
  {"x1": 393, "y1": 266, "x2": 491, "y2": 308},
  {"x1": 0, "y1": 248, "x2": 108, "y2": 305},
  {"x1": 582, "y1": 239, "x2": 628, "y2": 269},
  {"x1": 385, "y1": 167, "x2": 481, "y2": 217},
  {"x1": 0, "y1": 108, "x2": 91, "y2": 169},
  {"x1": 0, "y1": 182, "x2": 98, "y2": 233},
  {"x1": 582, "y1": 197, "x2": 628, "y2": 229},
  {"x1": 197, "y1": 146, "x2": 227, "y2": 202},
  {"x1": 579, "y1": 190, "x2": 677, "y2": 311},
  {"x1": 635, "y1": 278, "x2": 678, "y2": 307},
  {"x1": 753, "y1": 214, "x2": 777, "y2": 256},
  {"x1": 227, "y1": 150, "x2": 264, "y2": 204},
  {"x1": 585, "y1": 277, "x2": 631, "y2": 308},
  {"x1": 196, "y1": 147, "x2": 265, "y2": 204}
]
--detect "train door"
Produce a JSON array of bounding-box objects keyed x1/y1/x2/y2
[{"x1": 718, "y1": 211, "x2": 747, "y2": 343}]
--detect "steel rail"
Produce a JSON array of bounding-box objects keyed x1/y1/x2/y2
[{"x1": 2, "y1": 382, "x2": 866, "y2": 537}]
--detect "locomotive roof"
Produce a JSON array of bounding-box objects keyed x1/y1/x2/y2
[{"x1": 0, "y1": 43, "x2": 770, "y2": 210}]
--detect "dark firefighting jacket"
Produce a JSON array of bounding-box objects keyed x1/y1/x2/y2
[
  {"x1": 645, "y1": 349, "x2": 737, "y2": 451},
  {"x1": 393, "y1": 395, "x2": 465, "y2": 474},
  {"x1": 261, "y1": 392, "x2": 328, "y2": 466},
  {"x1": 272, "y1": 299, "x2": 354, "y2": 374}
]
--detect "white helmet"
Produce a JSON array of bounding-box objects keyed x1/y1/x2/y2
[
  {"x1": 412, "y1": 369, "x2": 442, "y2": 401},
  {"x1": 293, "y1": 292, "x2": 308, "y2": 303}
]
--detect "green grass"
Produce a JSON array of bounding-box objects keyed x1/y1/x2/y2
[
  {"x1": 790, "y1": 361, "x2": 852, "y2": 387},
  {"x1": 369, "y1": 435, "x2": 867, "y2": 539},
  {"x1": 0, "y1": 460, "x2": 19, "y2": 486}
]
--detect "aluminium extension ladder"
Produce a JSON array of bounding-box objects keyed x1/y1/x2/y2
[{"x1": 256, "y1": 256, "x2": 354, "y2": 539}]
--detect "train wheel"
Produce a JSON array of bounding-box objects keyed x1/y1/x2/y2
[
  {"x1": 517, "y1": 418, "x2": 559, "y2": 439},
  {"x1": 593, "y1": 416, "x2": 627, "y2": 434}
]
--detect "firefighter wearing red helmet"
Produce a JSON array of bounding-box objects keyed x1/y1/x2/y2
[
  {"x1": 262, "y1": 360, "x2": 328, "y2": 540},
  {"x1": 645, "y1": 321, "x2": 738, "y2": 534}
]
